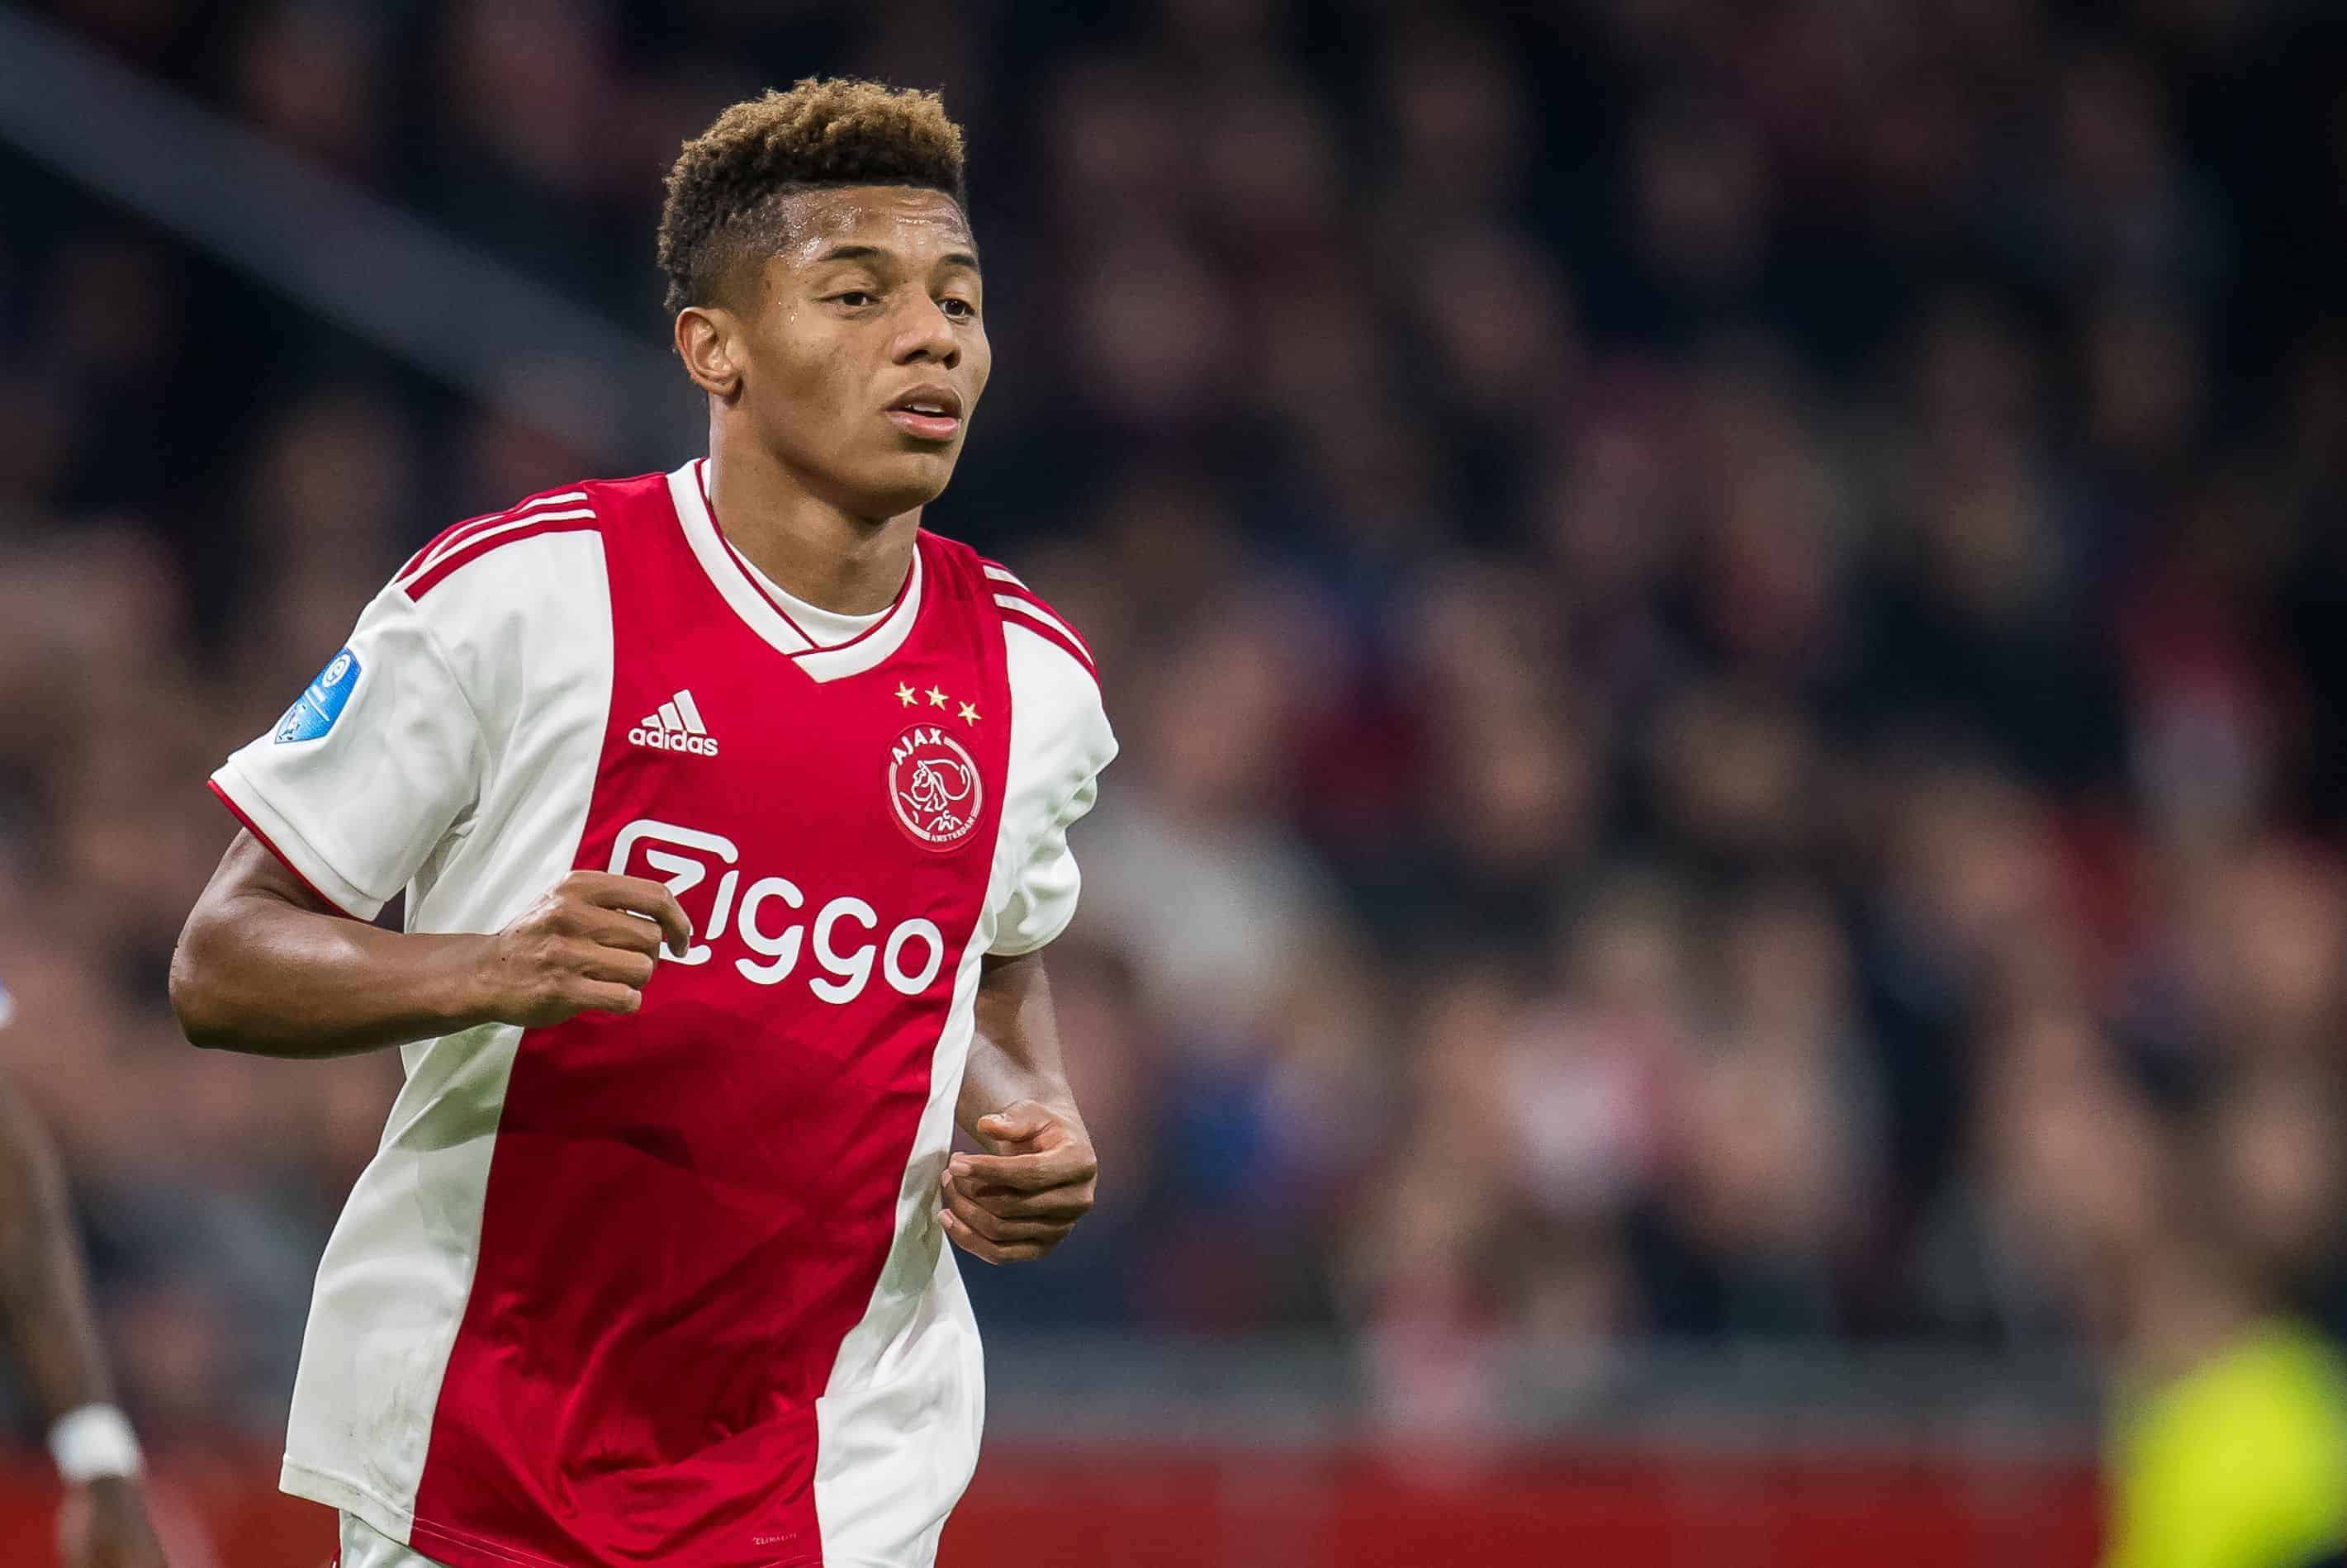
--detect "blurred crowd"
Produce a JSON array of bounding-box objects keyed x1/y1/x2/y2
[{"x1": 2, "y1": 0, "x2": 2347, "y2": 1442}]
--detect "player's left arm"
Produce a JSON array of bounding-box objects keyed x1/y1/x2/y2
[
  {"x1": 947, "y1": 611, "x2": 1115, "y2": 1264},
  {"x1": 0, "y1": 1073, "x2": 168, "y2": 1567},
  {"x1": 941, "y1": 954, "x2": 1098, "y2": 1265}
]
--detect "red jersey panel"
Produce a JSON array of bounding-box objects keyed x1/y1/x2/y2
[{"x1": 410, "y1": 479, "x2": 1008, "y2": 1567}]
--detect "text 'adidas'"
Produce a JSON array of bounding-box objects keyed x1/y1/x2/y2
[{"x1": 630, "y1": 689, "x2": 720, "y2": 757}]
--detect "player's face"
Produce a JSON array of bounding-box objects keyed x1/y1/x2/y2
[{"x1": 739, "y1": 185, "x2": 989, "y2": 519}]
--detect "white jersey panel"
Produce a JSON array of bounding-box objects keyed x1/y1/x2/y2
[
  {"x1": 274, "y1": 530, "x2": 614, "y2": 1540},
  {"x1": 399, "y1": 529, "x2": 620, "y2": 939},
  {"x1": 810, "y1": 921, "x2": 991, "y2": 1568},
  {"x1": 811, "y1": 615, "x2": 1114, "y2": 1567},
  {"x1": 340, "y1": 1510, "x2": 450, "y2": 1568}
]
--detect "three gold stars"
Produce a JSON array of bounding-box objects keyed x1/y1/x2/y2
[{"x1": 895, "y1": 682, "x2": 981, "y2": 725}]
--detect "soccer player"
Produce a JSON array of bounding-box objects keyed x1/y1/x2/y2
[
  {"x1": 2101, "y1": 1064, "x2": 2347, "y2": 1568},
  {"x1": 0, "y1": 983, "x2": 168, "y2": 1568},
  {"x1": 168, "y1": 80, "x2": 1113, "y2": 1568}
]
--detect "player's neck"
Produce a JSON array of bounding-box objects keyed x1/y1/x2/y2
[{"x1": 704, "y1": 442, "x2": 918, "y2": 617}]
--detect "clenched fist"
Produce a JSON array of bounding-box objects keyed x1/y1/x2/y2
[
  {"x1": 938, "y1": 1101, "x2": 1098, "y2": 1264},
  {"x1": 477, "y1": 871, "x2": 693, "y2": 1027}
]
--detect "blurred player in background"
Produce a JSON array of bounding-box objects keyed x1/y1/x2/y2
[
  {"x1": 2016, "y1": 1034, "x2": 2347, "y2": 1568},
  {"x1": 2104, "y1": 1061, "x2": 2347, "y2": 1568},
  {"x1": 168, "y1": 79, "x2": 1112, "y2": 1568},
  {"x1": 0, "y1": 983, "x2": 168, "y2": 1568}
]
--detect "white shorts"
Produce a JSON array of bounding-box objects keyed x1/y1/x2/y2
[{"x1": 339, "y1": 1512, "x2": 448, "y2": 1568}]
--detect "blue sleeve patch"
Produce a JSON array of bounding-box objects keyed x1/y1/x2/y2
[{"x1": 274, "y1": 647, "x2": 362, "y2": 743}]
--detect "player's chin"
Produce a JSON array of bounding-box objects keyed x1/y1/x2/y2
[{"x1": 856, "y1": 448, "x2": 961, "y2": 514}]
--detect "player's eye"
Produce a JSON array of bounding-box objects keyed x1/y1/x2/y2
[
  {"x1": 939, "y1": 296, "x2": 977, "y2": 321},
  {"x1": 828, "y1": 291, "x2": 877, "y2": 308}
]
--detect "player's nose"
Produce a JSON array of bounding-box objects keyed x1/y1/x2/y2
[{"x1": 891, "y1": 296, "x2": 960, "y2": 368}]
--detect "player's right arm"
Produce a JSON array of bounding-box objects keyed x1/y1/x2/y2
[
  {"x1": 170, "y1": 848, "x2": 689, "y2": 1058},
  {"x1": 168, "y1": 551, "x2": 689, "y2": 1059}
]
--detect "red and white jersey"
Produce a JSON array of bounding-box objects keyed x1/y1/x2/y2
[{"x1": 208, "y1": 462, "x2": 1113, "y2": 1568}]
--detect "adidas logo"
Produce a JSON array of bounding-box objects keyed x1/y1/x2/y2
[{"x1": 629, "y1": 689, "x2": 720, "y2": 757}]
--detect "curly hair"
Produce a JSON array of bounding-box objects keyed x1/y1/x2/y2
[{"x1": 657, "y1": 78, "x2": 969, "y2": 315}]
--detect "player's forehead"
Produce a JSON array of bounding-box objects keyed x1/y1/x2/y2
[{"x1": 769, "y1": 185, "x2": 976, "y2": 272}]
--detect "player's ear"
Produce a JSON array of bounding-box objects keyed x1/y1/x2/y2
[{"x1": 675, "y1": 306, "x2": 743, "y2": 400}]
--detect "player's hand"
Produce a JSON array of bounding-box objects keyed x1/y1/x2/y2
[
  {"x1": 939, "y1": 1101, "x2": 1097, "y2": 1264},
  {"x1": 478, "y1": 871, "x2": 692, "y2": 1027},
  {"x1": 58, "y1": 1476, "x2": 168, "y2": 1568}
]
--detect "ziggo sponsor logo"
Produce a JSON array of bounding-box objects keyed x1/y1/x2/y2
[{"x1": 609, "y1": 820, "x2": 946, "y2": 1002}]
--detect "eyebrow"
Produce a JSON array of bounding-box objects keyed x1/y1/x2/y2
[{"x1": 812, "y1": 244, "x2": 982, "y2": 272}]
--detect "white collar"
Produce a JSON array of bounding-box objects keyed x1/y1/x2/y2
[
  {"x1": 732, "y1": 544, "x2": 885, "y2": 643},
  {"x1": 667, "y1": 460, "x2": 924, "y2": 683}
]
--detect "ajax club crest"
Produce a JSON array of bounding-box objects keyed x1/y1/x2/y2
[{"x1": 889, "y1": 725, "x2": 982, "y2": 850}]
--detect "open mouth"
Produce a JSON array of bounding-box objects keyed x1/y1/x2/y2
[{"x1": 885, "y1": 386, "x2": 964, "y2": 442}]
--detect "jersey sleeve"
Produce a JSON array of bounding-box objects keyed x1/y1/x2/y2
[
  {"x1": 990, "y1": 627, "x2": 1117, "y2": 959},
  {"x1": 209, "y1": 584, "x2": 486, "y2": 921},
  {"x1": 990, "y1": 766, "x2": 1106, "y2": 957}
]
